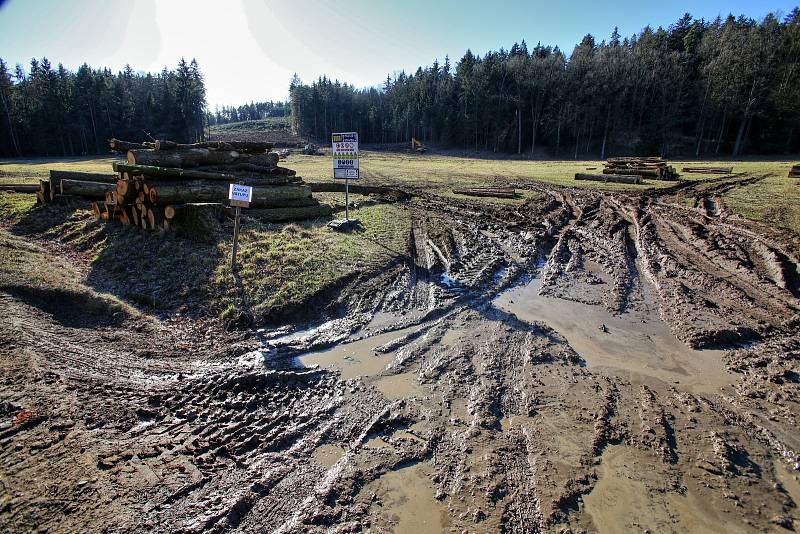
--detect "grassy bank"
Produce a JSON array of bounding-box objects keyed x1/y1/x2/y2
[{"x1": 0, "y1": 189, "x2": 411, "y2": 323}]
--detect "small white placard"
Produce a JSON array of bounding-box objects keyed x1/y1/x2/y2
[{"x1": 229, "y1": 183, "x2": 252, "y2": 206}]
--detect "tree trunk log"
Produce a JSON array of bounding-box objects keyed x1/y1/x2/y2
[
  {"x1": 0, "y1": 183, "x2": 39, "y2": 193},
  {"x1": 127, "y1": 149, "x2": 278, "y2": 169},
  {"x1": 38, "y1": 179, "x2": 51, "y2": 204},
  {"x1": 154, "y1": 140, "x2": 272, "y2": 153},
  {"x1": 49, "y1": 170, "x2": 117, "y2": 202},
  {"x1": 575, "y1": 173, "x2": 642, "y2": 184},
  {"x1": 246, "y1": 204, "x2": 334, "y2": 222},
  {"x1": 147, "y1": 181, "x2": 312, "y2": 206},
  {"x1": 681, "y1": 167, "x2": 733, "y2": 174},
  {"x1": 113, "y1": 162, "x2": 291, "y2": 183},
  {"x1": 59, "y1": 179, "x2": 117, "y2": 198},
  {"x1": 162, "y1": 203, "x2": 226, "y2": 240},
  {"x1": 109, "y1": 138, "x2": 154, "y2": 152},
  {"x1": 602, "y1": 167, "x2": 662, "y2": 177}
]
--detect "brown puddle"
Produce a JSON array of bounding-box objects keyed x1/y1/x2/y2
[
  {"x1": 313, "y1": 444, "x2": 345, "y2": 468},
  {"x1": 583, "y1": 445, "x2": 750, "y2": 533},
  {"x1": 493, "y1": 276, "x2": 734, "y2": 394},
  {"x1": 365, "y1": 462, "x2": 448, "y2": 533},
  {"x1": 296, "y1": 324, "x2": 421, "y2": 380},
  {"x1": 374, "y1": 372, "x2": 425, "y2": 400}
]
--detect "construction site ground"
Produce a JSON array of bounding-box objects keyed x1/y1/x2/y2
[{"x1": 1, "y1": 153, "x2": 799, "y2": 533}]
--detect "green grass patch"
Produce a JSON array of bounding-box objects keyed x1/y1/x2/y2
[
  {"x1": 213, "y1": 196, "x2": 410, "y2": 319},
  {"x1": 284, "y1": 152, "x2": 799, "y2": 193},
  {"x1": 723, "y1": 175, "x2": 800, "y2": 235},
  {"x1": 0, "y1": 192, "x2": 38, "y2": 220},
  {"x1": 0, "y1": 228, "x2": 138, "y2": 321},
  {"x1": 0, "y1": 156, "x2": 119, "y2": 185}
]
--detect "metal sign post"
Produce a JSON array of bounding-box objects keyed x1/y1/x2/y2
[
  {"x1": 228, "y1": 183, "x2": 253, "y2": 271},
  {"x1": 330, "y1": 132, "x2": 359, "y2": 228}
]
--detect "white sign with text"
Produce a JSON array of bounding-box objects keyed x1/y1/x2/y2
[{"x1": 228, "y1": 183, "x2": 252, "y2": 207}]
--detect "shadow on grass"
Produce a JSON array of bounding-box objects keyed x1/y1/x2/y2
[
  {"x1": 8, "y1": 201, "x2": 81, "y2": 237},
  {"x1": 1, "y1": 284, "x2": 128, "y2": 328},
  {"x1": 84, "y1": 224, "x2": 223, "y2": 317}
]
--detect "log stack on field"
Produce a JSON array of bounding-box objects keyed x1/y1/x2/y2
[
  {"x1": 603, "y1": 157, "x2": 679, "y2": 181},
  {"x1": 37, "y1": 138, "x2": 333, "y2": 231},
  {"x1": 789, "y1": 164, "x2": 800, "y2": 178}
]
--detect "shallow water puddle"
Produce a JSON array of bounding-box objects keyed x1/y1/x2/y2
[
  {"x1": 374, "y1": 372, "x2": 425, "y2": 400},
  {"x1": 313, "y1": 444, "x2": 345, "y2": 468},
  {"x1": 366, "y1": 462, "x2": 448, "y2": 533},
  {"x1": 296, "y1": 324, "x2": 420, "y2": 379},
  {"x1": 494, "y1": 277, "x2": 733, "y2": 394},
  {"x1": 584, "y1": 444, "x2": 749, "y2": 533}
]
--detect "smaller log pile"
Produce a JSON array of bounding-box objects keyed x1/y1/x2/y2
[
  {"x1": 453, "y1": 187, "x2": 516, "y2": 199},
  {"x1": 682, "y1": 166, "x2": 733, "y2": 174},
  {"x1": 789, "y1": 164, "x2": 800, "y2": 178},
  {"x1": 35, "y1": 171, "x2": 117, "y2": 205},
  {"x1": 603, "y1": 157, "x2": 679, "y2": 181}
]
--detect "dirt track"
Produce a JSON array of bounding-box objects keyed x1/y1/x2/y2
[{"x1": 1, "y1": 175, "x2": 799, "y2": 533}]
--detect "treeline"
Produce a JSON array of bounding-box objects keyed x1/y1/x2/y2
[
  {"x1": 0, "y1": 58, "x2": 206, "y2": 157},
  {"x1": 207, "y1": 101, "x2": 288, "y2": 126},
  {"x1": 289, "y1": 10, "x2": 800, "y2": 157}
]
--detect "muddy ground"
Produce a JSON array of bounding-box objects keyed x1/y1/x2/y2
[{"x1": 1, "y1": 174, "x2": 799, "y2": 533}]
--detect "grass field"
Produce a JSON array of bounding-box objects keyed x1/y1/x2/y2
[
  {"x1": 1, "y1": 151, "x2": 798, "y2": 230},
  {"x1": 723, "y1": 175, "x2": 800, "y2": 235},
  {"x1": 0, "y1": 156, "x2": 117, "y2": 183},
  {"x1": 0, "y1": 151, "x2": 797, "y2": 320}
]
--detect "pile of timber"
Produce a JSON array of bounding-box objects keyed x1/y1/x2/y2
[
  {"x1": 603, "y1": 157, "x2": 679, "y2": 181},
  {"x1": 452, "y1": 187, "x2": 516, "y2": 199},
  {"x1": 682, "y1": 166, "x2": 733, "y2": 174},
  {"x1": 36, "y1": 139, "x2": 333, "y2": 231},
  {"x1": 575, "y1": 173, "x2": 642, "y2": 185},
  {"x1": 34, "y1": 171, "x2": 117, "y2": 205},
  {"x1": 789, "y1": 165, "x2": 800, "y2": 178}
]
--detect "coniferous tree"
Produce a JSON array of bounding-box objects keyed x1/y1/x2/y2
[{"x1": 286, "y1": 10, "x2": 800, "y2": 156}]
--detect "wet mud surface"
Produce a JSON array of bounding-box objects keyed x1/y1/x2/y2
[{"x1": 2, "y1": 175, "x2": 799, "y2": 532}]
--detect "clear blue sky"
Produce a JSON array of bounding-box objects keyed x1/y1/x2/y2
[{"x1": 0, "y1": 0, "x2": 796, "y2": 108}]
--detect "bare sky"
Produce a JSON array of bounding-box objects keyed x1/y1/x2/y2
[{"x1": 0, "y1": 0, "x2": 796, "y2": 108}]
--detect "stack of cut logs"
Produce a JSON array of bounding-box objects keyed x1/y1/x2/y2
[
  {"x1": 35, "y1": 138, "x2": 332, "y2": 231},
  {"x1": 575, "y1": 157, "x2": 679, "y2": 184},
  {"x1": 602, "y1": 157, "x2": 680, "y2": 181},
  {"x1": 789, "y1": 164, "x2": 800, "y2": 178}
]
